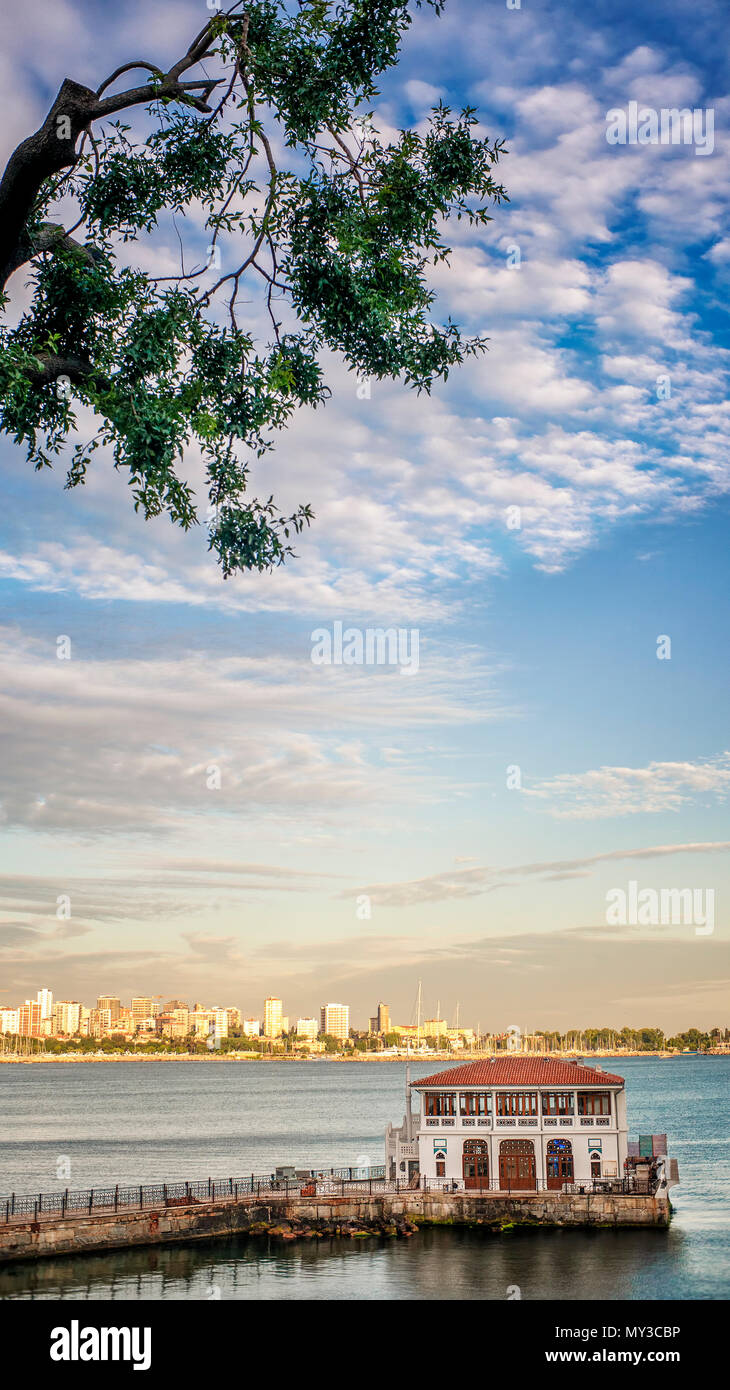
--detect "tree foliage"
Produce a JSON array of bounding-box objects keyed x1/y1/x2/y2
[{"x1": 0, "y1": 0, "x2": 507, "y2": 574}]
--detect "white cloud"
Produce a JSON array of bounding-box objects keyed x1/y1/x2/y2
[{"x1": 523, "y1": 755, "x2": 730, "y2": 819}]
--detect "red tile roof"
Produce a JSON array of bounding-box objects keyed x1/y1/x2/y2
[{"x1": 412, "y1": 1059, "x2": 624, "y2": 1088}]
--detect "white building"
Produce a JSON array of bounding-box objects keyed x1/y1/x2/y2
[
  {"x1": 212, "y1": 1008, "x2": 228, "y2": 1041},
  {"x1": 264, "y1": 997, "x2": 283, "y2": 1037},
  {"x1": 53, "y1": 1000, "x2": 82, "y2": 1036},
  {"x1": 0, "y1": 1007, "x2": 19, "y2": 1034},
  {"x1": 390, "y1": 1058, "x2": 633, "y2": 1189},
  {"x1": 320, "y1": 1002, "x2": 349, "y2": 1042},
  {"x1": 242, "y1": 1018, "x2": 261, "y2": 1037},
  {"x1": 132, "y1": 997, "x2": 158, "y2": 1026},
  {"x1": 296, "y1": 1017, "x2": 318, "y2": 1041},
  {"x1": 37, "y1": 988, "x2": 54, "y2": 1021}
]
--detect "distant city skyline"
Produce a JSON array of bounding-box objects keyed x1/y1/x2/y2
[{"x1": 0, "y1": 983, "x2": 725, "y2": 1041}]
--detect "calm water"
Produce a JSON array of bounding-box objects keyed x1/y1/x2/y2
[{"x1": 0, "y1": 1056, "x2": 727, "y2": 1300}]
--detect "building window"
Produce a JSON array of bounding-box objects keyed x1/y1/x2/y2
[
  {"x1": 425, "y1": 1092, "x2": 456, "y2": 1117},
  {"x1": 546, "y1": 1138, "x2": 574, "y2": 1187},
  {"x1": 459, "y1": 1091, "x2": 492, "y2": 1117},
  {"x1": 496, "y1": 1091, "x2": 538, "y2": 1117},
  {"x1": 541, "y1": 1091, "x2": 574, "y2": 1117},
  {"x1": 577, "y1": 1092, "x2": 611, "y2": 1116}
]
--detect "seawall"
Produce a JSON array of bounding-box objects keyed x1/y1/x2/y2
[{"x1": 0, "y1": 1190, "x2": 669, "y2": 1263}]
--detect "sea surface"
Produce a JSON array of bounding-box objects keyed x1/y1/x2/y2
[{"x1": 0, "y1": 1055, "x2": 727, "y2": 1300}]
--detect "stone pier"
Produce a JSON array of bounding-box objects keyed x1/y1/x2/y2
[{"x1": 0, "y1": 1189, "x2": 670, "y2": 1264}]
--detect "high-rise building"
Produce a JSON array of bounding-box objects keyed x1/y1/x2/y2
[
  {"x1": 53, "y1": 1000, "x2": 81, "y2": 1036},
  {"x1": 0, "y1": 1007, "x2": 19, "y2": 1034},
  {"x1": 89, "y1": 1007, "x2": 113, "y2": 1038},
  {"x1": 97, "y1": 996, "x2": 121, "y2": 1022},
  {"x1": 18, "y1": 1000, "x2": 42, "y2": 1037},
  {"x1": 320, "y1": 1003, "x2": 350, "y2": 1042},
  {"x1": 36, "y1": 988, "x2": 53, "y2": 1021},
  {"x1": 369, "y1": 1002, "x2": 390, "y2": 1035},
  {"x1": 132, "y1": 997, "x2": 158, "y2": 1024},
  {"x1": 212, "y1": 1008, "x2": 228, "y2": 1040},
  {"x1": 264, "y1": 997, "x2": 283, "y2": 1037},
  {"x1": 296, "y1": 1017, "x2": 318, "y2": 1041},
  {"x1": 242, "y1": 1018, "x2": 261, "y2": 1036}
]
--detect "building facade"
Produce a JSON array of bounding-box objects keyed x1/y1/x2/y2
[
  {"x1": 96, "y1": 996, "x2": 121, "y2": 1022},
  {"x1": 264, "y1": 998, "x2": 283, "y2": 1037},
  {"x1": 36, "y1": 988, "x2": 53, "y2": 1022},
  {"x1": 53, "y1": 1000, "x2": 82, "y2": 1036},
  {"x1": 17, "y1": 1000, "x2": 42, "y2": 1037},
  {"x1": 320, "y1": 1002, "x2": 350, "y2": 1042},
  {"x1": 0, "y1": 1007, "x2": 19, "y2": 1034},
  {"x1": 409, "y1": 1058, "x2": 629, "y2": 1189}
]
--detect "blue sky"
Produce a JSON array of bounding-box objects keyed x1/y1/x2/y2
[{"x1": 0, "y1": 0, "x2": 728, "y2": 1031}]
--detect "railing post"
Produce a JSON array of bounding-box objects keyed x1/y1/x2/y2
[
  {"x1": 88, "y1": 1189, "x2": 93, "y2": 1214},
  {"x1": 163, "y1": 1184, "x2": 167, "y2": 1204},
  {"x1": 139, "y1": 1185, "x2": 143, "y2": 1209},
  {"x1": 38, "y1": 1193, "x2": 42, "y2": 1213},
  {"x1": 34, "y1": 1200, "x2": 38, "y2": 1221},
  {"x1": 186, "y1": 1182, "x2": 190, "y2": 1202},
  {"x1": 11, "y1": 1193, "x2": 15, "y2": 1216},
  {"x1": 208, "y1": 1177, "x2": 211, "y2": 1198},
  {"x1": 114, "y1": 1185, "x2": 119, "y2": 1212}
]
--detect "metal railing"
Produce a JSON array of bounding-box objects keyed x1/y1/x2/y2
[
  {"x1": 0, "y1": 1169, "x2": 658, "y2": 1225},
  {"x1": 1, "y1": 1166, "x2": 389, "y2": 1224},
  {"x1": 408, "y1": 1175, "x2": 658, "y2": 1196}
]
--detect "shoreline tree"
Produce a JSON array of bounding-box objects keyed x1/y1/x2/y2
[{"x1": 0, "y1": 0, "x2": 507, "y2": 574}]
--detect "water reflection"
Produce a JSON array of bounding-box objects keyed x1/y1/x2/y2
[{"x1": 0, "y1": 1225, "x2": 702, "y2": 1302}]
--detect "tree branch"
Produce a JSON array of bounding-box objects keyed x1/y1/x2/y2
[
  {"x1": 3, "y1": 222, "x2": 103, "y2": 280},
  {"x1": 25, "y1": 353, "x2": 112, "y2": 391},
  {"x1": 0, "y1": 30, "x2": 223, "y2": 289}
]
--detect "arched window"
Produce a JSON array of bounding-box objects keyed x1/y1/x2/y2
[{"x1": 546, "y1": 1137, "x2": 573, "y2": 1188}]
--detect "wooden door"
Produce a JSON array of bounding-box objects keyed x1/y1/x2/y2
[
  {"x1": 462, "y1": 1139, "x2": 489, "y2": 1189},
  {"x1": 499, "y1": 1139, "x2": 536, "y2": 1190}
]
